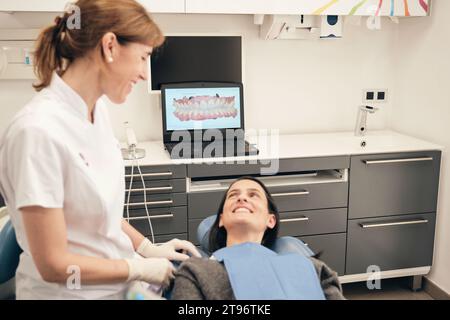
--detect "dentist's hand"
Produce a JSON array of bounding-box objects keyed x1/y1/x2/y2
[
  {"x1": 125, "y1": 257, "x2": 175, "y2": 288},
  {"x1": 136, "y1": 238, "x2": 201, "y2": 262}
]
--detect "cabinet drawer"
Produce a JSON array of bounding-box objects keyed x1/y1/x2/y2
[
  {"x1": 188, "y1": 182, "x2": 348, "y2": 219},
  {"x1": 152, "y1": 233, "x2": 188, "y2": 244},
  {"x1": 188, "y1": 156, "x2": 350, "y2": 178},
  {"x1": 345, "y1": 213, "x2": 436, "y2": 275},
  {"x1": 298, "y1": 233, "x2": 346, "y2": 276},
  {"x1": 124, "y1": 193, "x2": 186, "y2": 209},
  {"x1": 127, "y1": 207, "x2": 187, "y2": 236},
  {"x1": 125, "y1": 179, "x2": 186, "y2": 195},
  {"x1": 188, "y1": 191, "x2": 225, "y2": 219},
  {"x1": 125, "y1": 164, "x2": 186, "y2": 180},
  {"x1": 279, "y1": 208, "x2": 347, "y2": 237},
  {"x1": 188, "y1": 218, "x2": 206, "y2": 245},
  {"x1": 349, "y1": 151, "x2": 441, "y2": 219},
  {"x1": 270, "y1": 182, "x2": 348, "y2": 212}
]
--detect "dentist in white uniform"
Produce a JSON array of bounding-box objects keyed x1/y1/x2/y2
[{"x1": 0, "y1": 0, "x2": 199, "y2": 299}]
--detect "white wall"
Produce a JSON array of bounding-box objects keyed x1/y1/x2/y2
[
  {"x1": 390, "y1": 0, "x2": 450, "y2": 294},
  {"x1": 0, "y1": 12, "x2": 397, "y2": 141}
]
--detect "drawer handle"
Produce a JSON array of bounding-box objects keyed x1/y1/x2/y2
[
  {"x1": 125, "y1": 200, "x2": 173, "y2": 207},
  {"x1": 363, "y1": 157, "x2": 433, "y2": 165},
  {"x1": 280, "y1": 216, "x2": 309, "y2": 223},
  {"x1": 125, "y1": 172, "x2": 173, "y2": 178},
  {"x1": 359, "y1": 219, "x2": 429, "y2": 229},
  {"x1": 272, "y1": 191, "x2": 310, "y2": 197},
  {"x1": 126, "y1": 186, "x2": 173, "y2": 193},
  {"x1": 127, "y1": 213, "x2": 174, "y2": 221}
]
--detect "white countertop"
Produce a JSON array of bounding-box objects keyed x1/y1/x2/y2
[{"x1": 122, "y1": 130, "x2": 444, "y2": 166}]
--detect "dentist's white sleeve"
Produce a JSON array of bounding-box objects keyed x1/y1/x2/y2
[{"x1": 6, "y1": 126, "x2": 65, "y2": 210}]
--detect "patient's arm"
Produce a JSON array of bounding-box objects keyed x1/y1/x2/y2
[{"x1": 310, "y1": 257, "x2": 346, "y2": 300}]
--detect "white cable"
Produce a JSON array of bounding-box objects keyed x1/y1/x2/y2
[{"x1": 136, "y1": 157, "x2": 155, "y2": 245}]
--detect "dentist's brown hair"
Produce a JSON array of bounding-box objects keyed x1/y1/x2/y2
[{"x1": 33, "y1": 0, "x2": 164, "y2": 91}]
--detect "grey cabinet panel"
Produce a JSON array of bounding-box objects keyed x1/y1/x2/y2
[
  {"x1": 279, "y1": 208, "x2": 347, "y2": 237},
  {"x1": 188, "y1": 191, "x2": 225, "y2": 219},
  {"x1": 125, "y1": 164, "x2": 186, "y2": 180},
  {"x1": 345, "y1": 213, "x2": 436, "y2": 275},
  {"x1": 187, "y1": 156, "x2": 350, "y2": 178},
  {"x1": 270, "y1": 182, "x2": 348, "y2": 212},
  {"x1": 152, "y1": 233, "x2": 188, "y2": 244},
  {"x1": 125, "y1": 178, "x2": 186, "y2": 195},
  {"x1": 188, "y1": 182, "x2": 348, "y2": 219},
  {"x1": 188, "y1": 218, "x2": 205, "y2": 245},
  {"x1": 124, "y1": 192, "x2": 186, "y2": 208},
  {"x1": 128, "y1": 206, "x2": 187, "y2": 236},
  {"x1": 297, "y1": 233, "x2": 346, "y2": 276},
  {"x1": 349, "y1": 151, "x2": 441, "y2": 219}
]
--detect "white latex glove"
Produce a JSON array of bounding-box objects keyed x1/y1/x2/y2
[
  {"x1": 125, "y1": 257, "x2": 175, "y2": 288},
  {"x1": 136, "y1": 238, "x2": 201, "y2": 261}
]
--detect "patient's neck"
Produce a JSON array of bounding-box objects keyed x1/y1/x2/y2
[{"x1": 226, "y1": 231, "x2": 264, "y2": 247}]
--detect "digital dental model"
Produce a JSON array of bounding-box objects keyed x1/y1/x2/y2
[{"x1": 172, "y1": 94, "x2": 238, "y2": 121}]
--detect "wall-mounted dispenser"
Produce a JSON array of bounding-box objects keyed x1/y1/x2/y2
[
  {"x1": 260, "y1": 15, "x2": 319, "y2": 40},
  {"x1": 0, "y1": 29, "x2": 40, "y2": 80},
  {"x1": 320, "y1": 15, "x2": 343, "y2": 39}
]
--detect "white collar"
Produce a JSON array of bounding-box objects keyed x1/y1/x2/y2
[{"x1": 48, "y1": 72, "x2": 98, "y2": 123}]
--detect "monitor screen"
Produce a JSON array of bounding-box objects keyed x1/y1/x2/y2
[
  {"x1": 163, "y1": 86, "x2": 242, "y2": 132},
  {"x1": 150, "y1": 36, "x2": 242, "y2": 91}
]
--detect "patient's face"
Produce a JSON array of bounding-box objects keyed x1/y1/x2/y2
[{"x1": 219, "y1": 180, "x2": 276, "y2": 236}]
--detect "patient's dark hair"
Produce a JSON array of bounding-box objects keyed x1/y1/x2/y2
[{"x1": 208, "y1": 176, "x2": 280, "y2": 253}]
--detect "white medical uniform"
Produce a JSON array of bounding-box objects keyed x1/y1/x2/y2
[{"x1": 0, "y1": 72, "x2": 135, "y2": 299}]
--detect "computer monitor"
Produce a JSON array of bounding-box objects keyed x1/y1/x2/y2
[
  {"x1": 161, "y1": 82, "x2": 244, "y2": 143},
  {"x1": 150, "y1": 36, "x2": 242, "y2": 91}
]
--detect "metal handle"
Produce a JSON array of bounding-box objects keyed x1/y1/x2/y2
[
  {"x1": 280, "y1": 216, "x2": 309, "y2": 223},
  {"x1": 360, "y1": 219, "x2": 429, "y2": 229},
  {"x1": 363, "y1": 157, "x2": 433, "y2": 165},
  {"x1": 124, "y1": 200, "x2": 173, "y2": 207},
  {"x1": 126, "y1": 213, "x2": 174, "y2": 221},
  {"x1": 272, "y1": 191, "x2": 310, "y2": 197},
  {"x1": 126, "y1": 186, "x2": 173, "y2": 193},
  {"x1": 125, "y1": 171, "x2": 173, "y2": 178}
]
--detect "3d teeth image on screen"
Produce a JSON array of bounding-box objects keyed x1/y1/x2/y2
[{"x1": 165, "y1": 87, "x2": 241, "y2": 131}]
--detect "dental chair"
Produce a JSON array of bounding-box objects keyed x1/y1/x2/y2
[
  {"x1": 196, "y1": 215, "x2": 315, "y2": 257},
  {"x1": 0, "y1": 208, "x2": 22, "y2": 300}
]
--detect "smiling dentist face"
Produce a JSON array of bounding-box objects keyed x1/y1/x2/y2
[
  {"x1": 100, "y1": 33, "x2": 152, "y2": 104},
  {"x1": 219, "y1": 179, "x2": 276, "y2": 240}
]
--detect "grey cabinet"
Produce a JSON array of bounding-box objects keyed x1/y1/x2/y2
[
  {"x1": 124, "y1": 164, "x2": 188, "y2": 242},
  {"x1": 279, "y1": 208, "x2": 347, "y2": 237},
  {"x1": 349, "y1": 151, "x2": 441, "y2": 219},
  {"x1": 298, "y1": 233, "x2": 347, "y2": 276},
  {"x1": 346, "y1": 213, "x2": 436, "y2": 274},
  {"x1": 346, "y1": 151, "x2": 441, "y2": 276}
]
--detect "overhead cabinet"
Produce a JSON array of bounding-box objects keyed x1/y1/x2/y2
[
  {"x1": 185, "y1": 0, "x2": 431, "y2": 17},
  {"x1": 0, "y1": 0, "x2": 186, "y2": 13},
  {"x1": 0, "y1": 0, "x2": 430, "y2": 16}
]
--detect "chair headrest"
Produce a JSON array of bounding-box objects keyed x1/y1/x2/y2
[
  {"x1": 196, "y1": 215, "x2": 314, "y2": 257},
  {"x1": 0, "y1": 220, "x2": 22, "y2": 284}
]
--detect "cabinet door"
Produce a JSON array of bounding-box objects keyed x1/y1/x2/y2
[
  {"x1": 185, "y1": 0, "x2": 430, "y2": 16},
  {"x1": 139, "y1": 0, "x2": 185, "y2": 13},
  {"x1": 346, "y1": 213, "x2": 436, "y2": 275},
  {"x1": 299, "y1": 233, "x2": 346, "y2": 276},
  {"x1": 127, "y1": 206, "x2": 187, "y2": 236},
  {"x1": 0, "y1": 0, "x2": 186, "y2": 13},
  {"x1": 349, "y1": 151, "x2": 441, "y2": 219}
]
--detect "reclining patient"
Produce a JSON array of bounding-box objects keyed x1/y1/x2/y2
[{"x1": 171, "y1": 176, "x2": 345, "y2": 300}]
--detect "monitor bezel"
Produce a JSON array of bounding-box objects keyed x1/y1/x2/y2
[{"x1": 161, "y1": 82, "x2": 245, "y2": 143}]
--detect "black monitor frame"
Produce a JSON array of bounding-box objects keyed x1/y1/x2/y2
[{"x1": 161, "y1": 82, "x2": 245, "y2": 144}]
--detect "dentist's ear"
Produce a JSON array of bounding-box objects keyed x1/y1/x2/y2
[{"x1": 101, "y1": 32, "x2": 117, "y2": 64}]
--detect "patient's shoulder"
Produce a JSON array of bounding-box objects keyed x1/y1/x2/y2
[{"x1": 177, "y1": 257, "x2": 226, "y2": 277}]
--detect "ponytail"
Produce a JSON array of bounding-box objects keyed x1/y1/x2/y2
[{"x1": 32, "y1": 19, "x2": 66, "y2": 91}]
